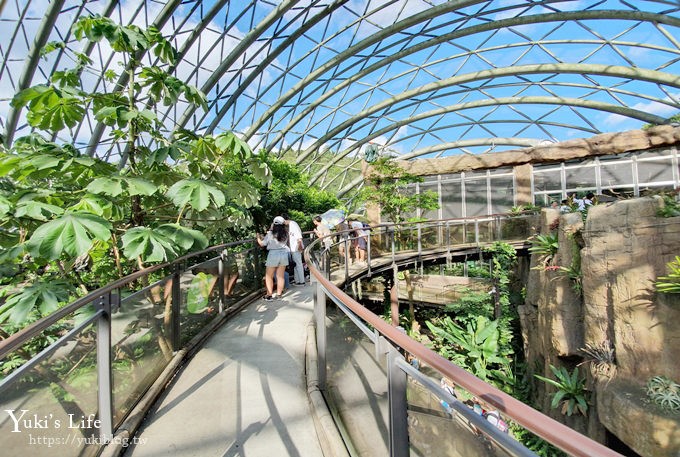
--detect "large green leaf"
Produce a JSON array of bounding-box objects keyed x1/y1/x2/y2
[
  {"x1": 15, "y1": 200, "x2": 65, "y2": 221},
  {"x1": 223, "y1": 181, "x2": 260, "y2": 208},
  {"x1": 86, "y1": 176, "x2": 157, "y2": 197},
  {"x1": 156, "y1": 224, "x2": 208, "y2": 251},
  {"x1": 0, "y1": 280, "x2": 71, "y2": 324},
  {"x1": 28, "y1": 212, "x2": 112, "y2": 260},
  {"x1": 166, "y1": 179, "x2": 225, "y2": 212},
  {"x1": 0, "y1": 196, "x2": 12, "y2": 217},
  {"x1": 215, "y1": 131, "x2": 252, "y2": 159},
  {"x1": 121, "y1": 226, "x2": 178, "y2": 263},
  {"x1": 87, "y1": 176, "x2": 124, "y2": 196},
  {"x1": 68, "y1": 194, "x2": 114, "y2": 218}
]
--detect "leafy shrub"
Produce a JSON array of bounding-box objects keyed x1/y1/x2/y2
[
  {"x1": 656, "y1": 193, "x2": 680, "y2": 218},
  {"x1": 535, "y1": 365, "x2": 588, "y2": 416}
]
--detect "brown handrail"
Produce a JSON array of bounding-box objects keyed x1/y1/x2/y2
[
  {"x1": 0, "y1": 239, "x2": 256, "y2": 360},
  {"x1": 304, "y1": 221, "x2": 622, "y2": 457}
]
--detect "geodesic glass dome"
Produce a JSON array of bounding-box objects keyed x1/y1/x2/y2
[{"x1": 2, "y1": 0, "x2": 679, "y2": 198}]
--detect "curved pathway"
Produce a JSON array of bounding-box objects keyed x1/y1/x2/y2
[{"x1": 123, "y1": 284, "x2": 323, "y2": 457}]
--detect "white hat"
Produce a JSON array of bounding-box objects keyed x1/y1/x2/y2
[{"x1": 273, "y1": 216, "x2": 285, "y2": 225}]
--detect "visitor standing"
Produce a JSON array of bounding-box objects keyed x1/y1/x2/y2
[
  {"x1": 313, "y1": 216, "x2": 332, "y2": 251},
  {"x1": 256, "y1": 216, "x2": 289, "y2": 300},
  {"x1": 282, "y1": 213, "x2": 306, "y2": 286},
  {"x1": 350, "y1": 219, "x2": 368, "y2": 263}
]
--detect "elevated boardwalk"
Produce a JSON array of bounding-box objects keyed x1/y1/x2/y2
[{"x1": 122, "y1": 284, "x2": 327, "y2": 457}]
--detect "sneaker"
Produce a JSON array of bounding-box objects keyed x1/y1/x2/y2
[
  {"x1": 264, "y1": 295, "x2": 274, "y2": 301},
  {"x1": 292, "y1": 282, "x2": 305, "y2": 287}
]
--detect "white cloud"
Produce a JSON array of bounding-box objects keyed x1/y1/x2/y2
[{"x1": 604, "y1": 95, "x2": 680, "y2": 127}]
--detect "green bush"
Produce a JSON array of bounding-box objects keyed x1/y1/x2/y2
[{"x1": 535, "y1": 365, "x2": 588, "y2": 416}]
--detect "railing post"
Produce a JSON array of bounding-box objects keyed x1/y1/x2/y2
[
  {"x1": 366, "y1": 227, "x2": 372, "y2": 276},
  {"x1": 344, "y1": 237, "x2": 349, "y2": 284},
  {"x1": 315, "y1": 281, "x2": 327, "y2": 391},
  {"x1": 96, "y1": 292, "x2": 115, "y2": 442},
  {"x1": 387, "y1": 347, "x2": 409, "y2": 457},
  {"x1": 218, "y1": 249, "x2": 226, "y2": 313},
  {"x1": 171, "y1": 264, "x2": 182, "y2": 352}
]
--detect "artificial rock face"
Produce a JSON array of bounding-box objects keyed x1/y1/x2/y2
[{"x1": 521, "y1": 196, "x2": 680, "y2": 457}]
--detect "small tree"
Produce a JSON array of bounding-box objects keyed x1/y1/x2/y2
[
  {"x1": 0, "y1": 15, "x2": 271, "y2": 329},
  {"x1": 359, "y1": 156, "x2": 439, "y2": 224}
]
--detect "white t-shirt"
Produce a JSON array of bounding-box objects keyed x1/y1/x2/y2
[
  {"x1": 262, "y1": 231, "x2": 289, "y2": 251},
  {"x1": 287, "y1": 220, "x2": 303, "y2": 252},
  {"x1": 351, "y1": 220, "x2": 368, "y2": 237}
]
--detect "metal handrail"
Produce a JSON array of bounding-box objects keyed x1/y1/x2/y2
[{"x1": 305, "y1": 215, "x2": 622, "y2": 457}]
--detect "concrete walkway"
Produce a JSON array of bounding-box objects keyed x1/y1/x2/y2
[{"x1": 123, "y1": 284, "x2": 324, "y2": 457}]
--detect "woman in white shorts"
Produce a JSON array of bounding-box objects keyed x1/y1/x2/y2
[{"x1": 256, "y1": 216, "x2": 290, "y2": 300}]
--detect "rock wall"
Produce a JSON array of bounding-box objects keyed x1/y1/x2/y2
[{"x1": 520, "y1": 196, "x2": 680, "y2": 457}]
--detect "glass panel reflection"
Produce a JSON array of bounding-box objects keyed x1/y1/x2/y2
[
  {"x1": 0, "y1": 324, "x2": 99, "y2": 457},
  {"x1": 325, "y1": 301, "x2": 389, "y2": 456}
]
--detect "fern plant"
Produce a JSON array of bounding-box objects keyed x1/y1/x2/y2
[
  {"x1": 646, "y1": 376, "x2": 680, "y2": 413},
  {"x1": 535, "y1": 365, "x2": 588, "y2": 416},
  {"x1": 656, "y1": 256, "x2": 680, "y2": 294}
]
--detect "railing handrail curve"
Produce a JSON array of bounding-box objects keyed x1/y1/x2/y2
[
  {"x1": 0, "y1": 238, "x2": 256, "y2": 360},
  {"x1": 304, "y1": 217, "x2": 622, "y2": 457}
]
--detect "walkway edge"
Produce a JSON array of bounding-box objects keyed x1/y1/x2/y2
[
  {"x1": 100, "y1": 289, "x2": 264, "y2": 457},
  {"x1": 306, "y1": 322, "x2": 351, "y2": 457}
]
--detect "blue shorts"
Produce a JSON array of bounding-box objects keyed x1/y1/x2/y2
[
  {"x1": 357, "y1": 237, "x2": 367, "y2": 250},
  {"x1": 266, "y1": 249, "x2": 289, "y2": 267}
]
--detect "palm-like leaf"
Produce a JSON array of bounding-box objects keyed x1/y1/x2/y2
[
  {"x1": 121, "y1": 226, "x2": 178, "y2": 263},
  {"x1": 28, "y1": 212, "x2": 112, "y2": 260},
  {"x1": 0, "y1": 280, "x2": 72, "y2": 324},
  {"x1": 156, "y1": 224, "x2": 208, "y2": 251},
  {"x1": 166, "y1": 179, "x2": 225, "y2": 212}
]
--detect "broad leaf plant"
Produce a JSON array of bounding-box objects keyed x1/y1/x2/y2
[{"x1": 0, "y1": 15, "x2": 271, "y2": 329}]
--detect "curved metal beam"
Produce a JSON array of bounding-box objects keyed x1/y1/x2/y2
[
  {"x1": 244, "y1": 8, "x2": 680, "y2": 146},
  {"x1": 242, "y1": 0, "x2": 481, "y2": 140},
  {"x1": 205, "y1": 0, "x2": 350, "y2": 134},
  {"x1": 4, "y1": 0, "x2": 66, "y2": 146},
  {"x1": 297, "y1": 64, "x2": 680, "y2": 165},
  {"x1": 174, "y1": 0, "x2": 301, "y2": 132}
]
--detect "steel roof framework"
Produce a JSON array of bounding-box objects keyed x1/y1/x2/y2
[{"x1": 1, "y1": 0, "x2": 679, "y2": 197}]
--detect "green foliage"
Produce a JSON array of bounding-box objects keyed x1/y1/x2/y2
[
  {"x1": 656, "y1": 256, "x2": 680, "y2": 294},
  {"x1": 646, "y1": 376, "x2": 680, "y2": 413},
  {"x1": 426, "y1": 315, "x2": 514, "y2": 389},
  {"x1": 444, "y1": 290, "x2": 493, "y2": 318},
  {"x1": 528, "y1": 233, "x2": 559, "y2": 265},
  {"x1": 535, "y1": 365, "x2": 588, "y2": 416},
  {"x1": 509, "y1": 204, "x2": 541, "y2": 215},
  {"x1": 0, "y1": 15, "x2": 270, "y2": 333},
  {"x1": 359, "y1": 157, "x2": 439, "y2": 224},
  {"x1": 656, "y1": 193, "x2": 680, "y2": 218}
]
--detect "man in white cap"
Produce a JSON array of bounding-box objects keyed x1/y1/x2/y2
[{"x1": 282, "y1": 213, "x2": 306, "y2": 286}]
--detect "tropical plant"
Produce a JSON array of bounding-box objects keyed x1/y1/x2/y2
[
  {"x1": 656, "y1": 192, "x2": 680, "y2": 218},
  {"x1": 0, "y1": 15, "x2": 271, "y2": 330},
  {"x1": 485, "y1": 242, "x2": 517, "y2": 319},
  {"x1": 535, "y1": 365, "x2": 589, "y2": 416},
  {"x1": 646, "y1": 376, "x2": 680, "y2": 413},
  {"x1": 359, "y1": 156, "x2": 439, "y2": 224},
  {"x1": 656, "y1": 256, "x2": 680, "y2": 294},
  {"x1": 528, "y1": 233, "x2": 559, "y2": 266},
  {"x1": 426, "y1": 315, "x2": 514, "y2": 388},
  {"x1": 580, "y1": 340, "x2": 616, "y2": 378}
]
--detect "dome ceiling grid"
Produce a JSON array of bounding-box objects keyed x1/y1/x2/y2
[{"x1": 1, "y1": 0, "x2": 679, "y2": 195}]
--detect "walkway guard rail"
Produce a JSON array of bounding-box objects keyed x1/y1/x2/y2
[
  {"x1": 305, "y1": 214, "x2": 622, "y2": 457},
  {"x1": 0, "y1": 239, "x2": 265, "y2": 456}
]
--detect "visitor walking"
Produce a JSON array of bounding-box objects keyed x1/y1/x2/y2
[
  {"x1": 256, "y1": 216, "x2": 290, "y2": 301},
  {"x1": 282, "y1": 213, "x2": 306, "y2": 286},
  {"x1": 313, "y1": 216, "x2": 332, "y2": 251}
]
